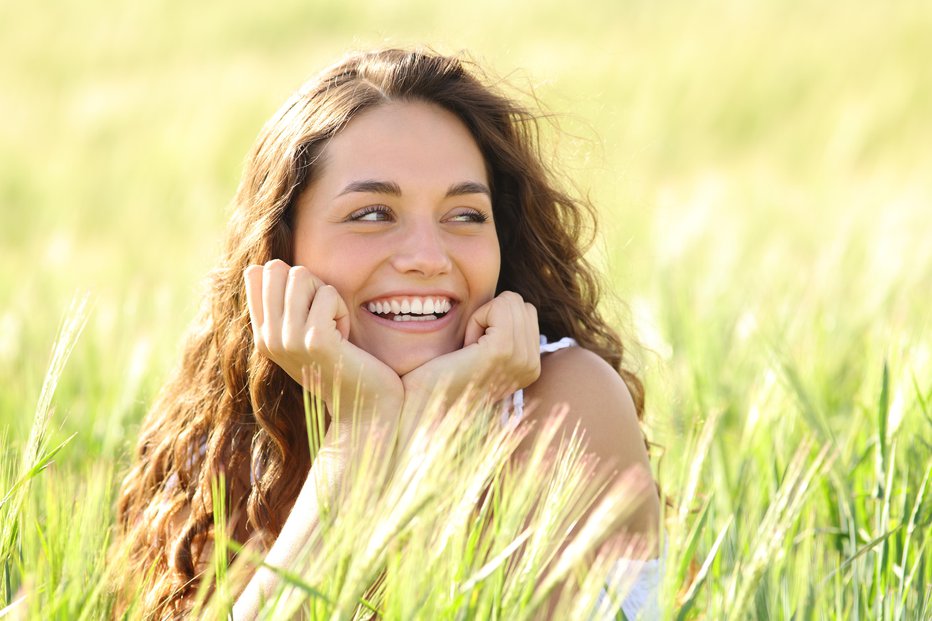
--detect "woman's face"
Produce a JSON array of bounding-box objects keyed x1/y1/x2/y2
[{"x1": 292, "y1": 100, "x2": 501, "y2": 376}]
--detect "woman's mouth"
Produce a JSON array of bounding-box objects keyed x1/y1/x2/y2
[{"x1": 364, "y1": 296, "x2": 453, "y2": 322}]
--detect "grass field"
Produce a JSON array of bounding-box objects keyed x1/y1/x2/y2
[{"x1": 2, "y1": 0, "x2": 931, "y2": 618}]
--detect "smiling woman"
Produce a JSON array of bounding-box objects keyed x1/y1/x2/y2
[{"x1": 113, "y1": 48, "x2": 659, "y2": 620}]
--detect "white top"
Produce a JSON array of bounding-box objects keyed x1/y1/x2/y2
[{"x1": 509, "y1": 335, "x2": 662, "y2": 620}]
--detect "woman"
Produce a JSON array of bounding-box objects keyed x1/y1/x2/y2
[{"x1": 115, "y1": 48, "x2": 660, "y2": 619}]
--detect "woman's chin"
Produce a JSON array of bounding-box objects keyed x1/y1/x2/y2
[
  {"x1": 386, "y1": 355, "x2": 430, "y2": 377},
  {"x1": 357, "y1": 337, "x2": 461, "y2": 378},
  {"x1": 381, "y1": 346, "x2": 453, "y2": 378}
]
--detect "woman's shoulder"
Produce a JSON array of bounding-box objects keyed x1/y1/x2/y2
[
  {"x1": 522, "y1": 344, "x2": 646, "y2": 472},
  {"x1": 527, "y1": 345, "x2": 638, "y2": 418},
  {"x1": 520, "y1": 342, "x2": 660, "y2": 550}
]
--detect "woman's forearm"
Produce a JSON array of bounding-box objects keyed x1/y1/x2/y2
[
  {"x1": 231, "y1": 443, "x2": 338, "y2": 620},
  {"x1": 231, "y1": 420, "x2": 384, "y2": 621}
]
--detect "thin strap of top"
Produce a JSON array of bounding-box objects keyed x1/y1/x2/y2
[
  {"x1": 539, "y1": 335, "x2": 578, "y2": 353},
  {"x1": 506, "y1": 335, "x2": 577, "y2": 423}
]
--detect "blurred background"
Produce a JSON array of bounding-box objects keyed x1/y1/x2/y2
[
  {"x1": 1, "y1": 0, "x2": 930, "y2": 481},
  {"x1": 3, "y1": 1, "x2": 932, "y2": 616}
]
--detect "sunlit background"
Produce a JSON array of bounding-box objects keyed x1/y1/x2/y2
[{"x1": 1, "y1": 0, "x2": 930, "y2": 616}]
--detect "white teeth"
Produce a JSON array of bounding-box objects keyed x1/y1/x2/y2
[
  {"x1": 392, "y1": 314, "x2": 436, "y2": 322},
  {"x1": 367, "y1": 296, "x2": 453, "y2": 316}
]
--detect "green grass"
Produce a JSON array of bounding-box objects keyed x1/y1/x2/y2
[{"x1": 2, "y1": 0, "x2": 931, "y2": 618}]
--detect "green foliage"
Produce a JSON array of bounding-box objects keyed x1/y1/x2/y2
[{"x1": 2, "y1": 0, "x2": 931, "y2": 618}]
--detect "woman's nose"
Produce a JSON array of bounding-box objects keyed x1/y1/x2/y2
[{"x1": 391, "y1": 220, "x2": 453, "y2": 277}]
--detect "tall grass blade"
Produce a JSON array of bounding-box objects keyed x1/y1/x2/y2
[
  {"x1": 676, "y1": 516, "x2": 732, "y2": 621},
  {"x1": 0, "y1": 294, "x2": 88, "y2": 606}
]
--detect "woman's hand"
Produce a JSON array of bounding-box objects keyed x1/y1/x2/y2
[
  {"x1": 401, "y1": 291, "x2": 541, "y2": 413},
  {"x1": 244, "y1": 260, "x2": 405, "y2": 424}
]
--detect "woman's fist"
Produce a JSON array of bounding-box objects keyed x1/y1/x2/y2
[
  {"x1": 402, "y1": 290, "x2": 541, "y2": 408},
  {"x1": 463, "y1": 291, "x2": 541, "y2": 397},
  {"x1": 244, "y1": 260, "x2": 404, "y2": 421}
]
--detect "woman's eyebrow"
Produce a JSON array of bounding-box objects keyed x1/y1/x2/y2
[
  {"x1": 336, "y1": 180, "x2": 491, "y2": 198},
  {"x1": 446, "y1": 181, "x2": 491, "y2": 198},
  {"x1": 337, "y1": 179, "x2": 402, "y2": 196}
]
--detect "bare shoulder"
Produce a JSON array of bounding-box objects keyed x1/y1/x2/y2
[
  {"x1": 523, "y1": 346, "x2": 647, "y2": 473},
  {"x1": 521, "y1": 345, "x2": 659, "y2": 538}
]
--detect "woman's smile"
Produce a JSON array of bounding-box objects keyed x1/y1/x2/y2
[
  {"x1": 363, "y1": 293, "x2": 456, "y2": 324},
  {"x1": 360, "y1": 292, "x2": 459, "y2": 331},
  {"x1": 291, "y1": 100, "x2": 501, "y2": 375}
]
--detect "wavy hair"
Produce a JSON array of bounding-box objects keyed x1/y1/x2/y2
[{"x1": 113, "y1": 47, "x2": 645, "y2": 617}]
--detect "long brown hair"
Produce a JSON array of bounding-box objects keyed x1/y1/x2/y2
[{"x1": 114, "y1": 47, "x2": 644, "y2": 617}]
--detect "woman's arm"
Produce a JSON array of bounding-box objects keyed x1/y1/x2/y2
[
  {"x1": 235, "y1": 261, "x2": 406, "y2": 619},
  {"x1": 231, "y1": 419, "x2": 383, "y2": 620}
]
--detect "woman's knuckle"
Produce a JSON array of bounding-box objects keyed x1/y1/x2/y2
[
  {"x1": 288, "y1": 265, "x2": 307, "y2": 281},
  {"x1": 304, "y1": 327, "x2": 323, "y2": 353},
  {"x1": 265, "y1": 259, "x2": 287, "y2": 273},
  {"x1": 244, "y1": 264, "x2": 261, "y2": 281},
  {"x1": 282, "y1": 329, "x2": 301, "y2": 352}
]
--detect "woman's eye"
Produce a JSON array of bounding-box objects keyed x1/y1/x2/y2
[
  {"x1": 447, "y1": 209, "x2": 490, "y2": 224},
  {"x1": 349, "y1": 205, "x2": 393, "y2": 222}
]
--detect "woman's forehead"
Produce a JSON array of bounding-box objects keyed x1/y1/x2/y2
[{"x1": 314, "y1": 101, "x2": 489, "y2": 195}]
